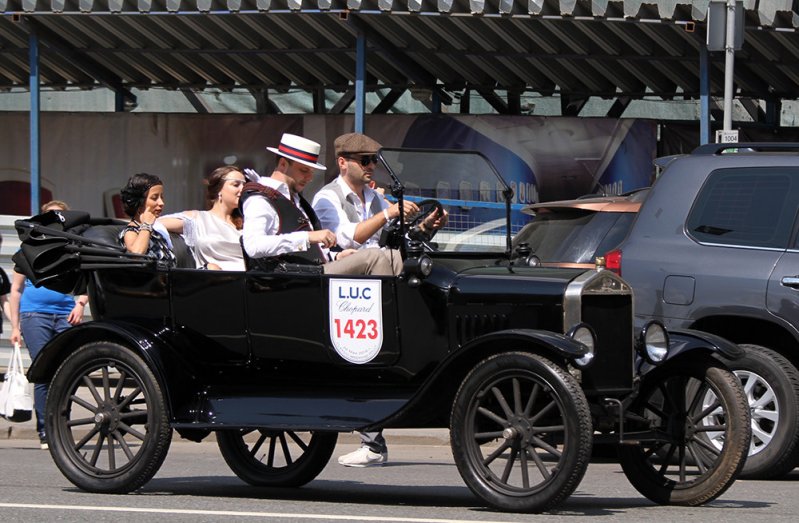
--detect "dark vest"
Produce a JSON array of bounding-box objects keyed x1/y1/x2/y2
[{"x1": 239, "y1": 181, "x2": 326, "y2": 271}]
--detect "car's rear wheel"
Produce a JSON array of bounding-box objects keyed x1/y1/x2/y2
[
  {"x1": 46, "y1": 341, "x2": 172, "y2": 493},
  {"x1": 619, "y1": 354, "x2": 749, "y2": 505},
  {"x1": 715, "y1": 344, "x2": 799, "y2": 479},
  {"x1": 217, "y1": 429, "x2": 337, "y2": 487},
  {"x1": 450, "y1": 352, "x2": 592, "y2": 512}
]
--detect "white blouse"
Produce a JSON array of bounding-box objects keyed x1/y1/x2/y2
[{"x1": 179, "y1": 210, "x2": 245, "y2": 271}]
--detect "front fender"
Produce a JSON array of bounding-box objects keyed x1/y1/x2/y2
[
  {"x1": 460, "y1": 329, "x2": 588, "y2": 361},
  {"x1": 364, "y1": 328, "x2": 587, "y2": 430},
  {"x1": 26, "y1": 320, "x2": 201, "y2": 420},
  {"x1": 638, "y1": 328, "x2": 744, "y2": 376}
]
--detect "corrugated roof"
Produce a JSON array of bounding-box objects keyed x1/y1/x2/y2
[{"x1": 1, "y1": 1, "x2": 798, "y2": 116}]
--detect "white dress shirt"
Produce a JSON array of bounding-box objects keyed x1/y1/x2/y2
[
  {"x1": 312, "y1": 175, "x2": 389, "y2": 250},
  {"x1": 241, "y1": 176, "x2": 312, "y2": 259}
]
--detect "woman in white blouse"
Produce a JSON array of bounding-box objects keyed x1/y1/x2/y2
[{"x1": 160, "y1": 166, "x2": 247, "y2": 271}]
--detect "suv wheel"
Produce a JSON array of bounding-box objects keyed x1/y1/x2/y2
[{"x1": 716, "y1": 344, "x2": 799, "y2": 479}]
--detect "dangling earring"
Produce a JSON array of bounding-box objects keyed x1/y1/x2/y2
[{"x1": 217, "y1": 193, "x2": 222, "y2": 202}]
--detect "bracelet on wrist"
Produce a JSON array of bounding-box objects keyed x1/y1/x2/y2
[
  {"x1": 382, "y1": 209, "x2": 390, "y2": 222},
  {"x1": 139, "y1": 222, "x2": 154, "y2": 232}
]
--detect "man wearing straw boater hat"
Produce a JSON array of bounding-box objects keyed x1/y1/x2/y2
[{"x1": 240, "y1": 133, "x2": 394, "y2": 275}]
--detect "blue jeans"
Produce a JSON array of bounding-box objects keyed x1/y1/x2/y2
[{"x1": 20, "y1": 312, "x2": 72, "y2": 437}]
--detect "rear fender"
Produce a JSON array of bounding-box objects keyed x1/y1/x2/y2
[
  {"x1": 638, "y1": 328, "x2": 744, "y2": 376},
  {"x1": 26, "y1": 320, "x2": 201, "y2": 419}
]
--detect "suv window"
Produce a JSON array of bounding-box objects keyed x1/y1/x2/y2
[
  {"x1": 686, "y1": 167, "x2": 799, "y2": 249},
  {"x1": 513, "y1": 211, "x2": 636, "y2": 263}
]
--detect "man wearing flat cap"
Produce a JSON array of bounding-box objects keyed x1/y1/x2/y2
[
  {"x1": 312, "y1": 132, "x2": 447, "y2": 277},
  {"x1": 240, "y1": 133, "x2": 395, "y2": 276},
  {"x1": 312, "y1": 132, "x2": 447, "y2": 467}
]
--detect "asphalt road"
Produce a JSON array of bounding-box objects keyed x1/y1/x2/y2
[{"x1": 1, "y1": 436, "x2": 798, "y2": 523}]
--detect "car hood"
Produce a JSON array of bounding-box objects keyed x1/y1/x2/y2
[{"x1": 447, "y1": 265, "x2": 585, "y2": 304}]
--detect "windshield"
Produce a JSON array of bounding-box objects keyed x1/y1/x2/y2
[{"x1": 374, "y1": 148, "x2": 527, "y2": 253}]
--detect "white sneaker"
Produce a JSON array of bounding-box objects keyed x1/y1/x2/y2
[{"x1": 337, "y1": 447, "x2": 388, "y2": 467}]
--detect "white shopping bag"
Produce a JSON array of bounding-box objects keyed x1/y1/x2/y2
[{"x1": 0, "y1": 343, "x2": 34, "y2": 423}]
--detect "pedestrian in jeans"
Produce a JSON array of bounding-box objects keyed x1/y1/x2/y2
[{"x1": 8, "y1": 200, "x2": 89, "y2": 449}]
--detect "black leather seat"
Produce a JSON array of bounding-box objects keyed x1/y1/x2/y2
[{"x1": 170, "y1": 233, "x2": 195, "y2": 268}]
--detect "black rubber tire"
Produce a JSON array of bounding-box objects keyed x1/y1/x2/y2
[
  {"x1": 450, "y1": 352, "x2": 592, "y2": 513},
  {"x1": 619, "y1": 354, "x2": 750, "y2": 506},
  {"x1": 716, "y1": 344, "x2": 799, "y2": 479},
  {"x1": 217, "y1": 429, "x2": 337, "y2": 487},
  {"x1": 46, "y1": 341, "x2": 172, "y2": 493}
]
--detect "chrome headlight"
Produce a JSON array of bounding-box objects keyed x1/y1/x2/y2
[
  {"x1": 640, "y1": 321, "x2": 669, "y2": 364},
  {"x1": 568, "y1": 323, "x2": 596, "y2": 368}
]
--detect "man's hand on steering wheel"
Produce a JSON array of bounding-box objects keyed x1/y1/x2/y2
[
  {"x1": 387, "y1": 200, "x2": 419, "y2": 221},
  {"x1": 381, "y1": 199, "x2": 445, "y2": 248},
  {"x1": 405, "y1": 199, "x2": 445, "y2": 244},
  {"x1": 422, "y1": 207, "x2": 448, "y2": 231}
]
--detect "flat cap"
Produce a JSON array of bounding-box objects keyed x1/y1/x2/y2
[{"x1": 334, "y1": 132, "x2": 382, "y2": 157}]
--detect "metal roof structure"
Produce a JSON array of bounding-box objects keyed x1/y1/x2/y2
[{"x1": 1, "y1": 1, "x2": 798, "y2": 120}]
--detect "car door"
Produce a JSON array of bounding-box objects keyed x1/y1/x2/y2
[
  {"x1": 246, "y1": 272, "x2": 400, "y2": 367},
  {"x1": 171, "y1": 269, "x2": 248, "y2": 364},
  {"x1": 767, "y1": 241, "x2": 799, "y2": 341}
]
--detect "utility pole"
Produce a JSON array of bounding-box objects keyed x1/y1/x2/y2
[
  {"x1": 707, "y1": 1, "x2": 743, "y2": 142},
  {"x1": 722, "y1": 0, "x2": 736, "y2": 131}
]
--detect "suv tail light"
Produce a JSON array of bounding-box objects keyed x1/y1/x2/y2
[{"x1": 605, "y1": 248, "x2": 622, "y2": 275}]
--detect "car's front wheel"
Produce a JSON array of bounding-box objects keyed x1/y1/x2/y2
[
  {"x1": 619, "y1": 354, "x2": 749, "y2": 505},
  {"x1": 217, "y1": 429, "x2": 337, "y2": 487},
  {"x1": 46, "y1": 341, "x2": 172, "y2": 493},
  {"x1": 450, "y1": 352, "x2": 592, "y2": 512}
]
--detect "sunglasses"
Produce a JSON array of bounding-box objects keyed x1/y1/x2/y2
[{"x1": 346, "y1": 154, "x2": 379, "y2": 167}]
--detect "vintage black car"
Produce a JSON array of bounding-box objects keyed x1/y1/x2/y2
[{"x1": 14, "y1": 149, "x2": 750, "y2": 513}]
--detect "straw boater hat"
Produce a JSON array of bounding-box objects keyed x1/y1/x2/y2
[{"x1": 267, "y1": 133, "x2": 327, "y2": 171}]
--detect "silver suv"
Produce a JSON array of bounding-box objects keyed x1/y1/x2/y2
[{"x1": 613, "y1": 143, "x2": 799, "y2": 479}]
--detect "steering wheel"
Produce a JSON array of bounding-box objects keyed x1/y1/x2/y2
[
  {"x1": 384, "y1": 199, "x2": 443, "y2": 230},
  {"x1": 407, "y1": 199, "x2": 444, "y2": 228},
  {"x1": 406, "y1": 199, "x2": 444, "y2": 247},
  {"x1": 380, "y1": 199, "x2": 444, "y2": 250}
]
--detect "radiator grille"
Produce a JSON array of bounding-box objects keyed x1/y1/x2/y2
[{"x1": 578, "y1": 294, "x2": 634, "y2": 393}]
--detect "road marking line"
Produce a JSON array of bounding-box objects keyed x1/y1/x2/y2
[{"x1": 0, "y1": 503, "x2": 521, "y2": 523}]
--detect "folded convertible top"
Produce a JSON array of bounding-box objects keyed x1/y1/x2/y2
[{"x1": 13, "y1": 209, "x2": 154, "y2": 294}]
